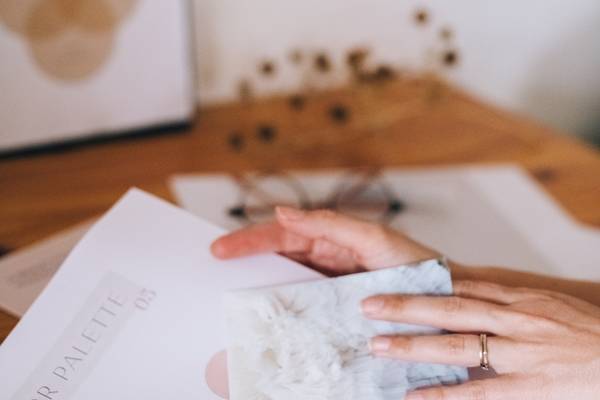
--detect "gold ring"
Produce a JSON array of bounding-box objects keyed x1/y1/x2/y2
[{"x1": 479, "y1": 333, "x2": 490, "y2": 370}]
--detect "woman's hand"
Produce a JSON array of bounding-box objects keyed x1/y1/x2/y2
[
  {"x1": 212, "y1": 207, "x2": 600, "y2": 399},
  {"x1": 362, "y1": 282, "x2": 600, "y2": 399},
  {"x1": 211, "y1": 206, "x2": 438, "y2": 275}
]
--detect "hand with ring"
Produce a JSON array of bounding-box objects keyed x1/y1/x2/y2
[
  {"x1": 211, "y1": 206, "x2": 600, "y2": 400},
  {"x1": 361, "y1": 280, "x2": 600, "y2": 399}
]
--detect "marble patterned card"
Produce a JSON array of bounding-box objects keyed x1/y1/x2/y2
[{"x1": 225, "y1": 259, "x2": 468, "y2": 400}]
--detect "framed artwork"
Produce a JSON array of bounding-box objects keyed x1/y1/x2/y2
[{"x1": 0, "y1": 0, "x2": 194, "y2": 153}]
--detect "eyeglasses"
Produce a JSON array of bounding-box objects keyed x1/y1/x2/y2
[{"x1": 227, "y1": 169, "x2": 404, "y2": 225}]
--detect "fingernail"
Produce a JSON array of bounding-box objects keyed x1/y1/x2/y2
[
  {"x1": 276, "y1": 206, "x2": 305, "y2": 221},
  {"x1": 210, "y1": 241, "x2": 227, "y2": 258},
  {"x1": 370, "y1": 337, "x2": 391, "y2": 352},
  {"x1": 361, "y1": 297, "x2": 385, "y2": 315}
]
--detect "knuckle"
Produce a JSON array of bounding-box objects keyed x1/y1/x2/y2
[
  {"x1": 390, "y1": 337, "x2": 413, "y2": 354},
  {"x1": 312, "y1": 209, "x2": 338, "y2": 222},
  {"x1": 445, "y1": 335, "x2": 466, "y2": 355},
  {"x1": 383, "y1": 296, "x2": 405, "y2": 314},
  {"x1": 280, "y1": 231, "x2": 305, "y2": 251},
  {"x1": 454, "y1": 280, "x2": 479, "y2": 296},
  {"x1": 443, "y1": 297, "x2": 464, "y2": 315},
  {"x1": 310, "y1": 238, "x2": 332, "y2": 257},
  {"x1": 351, "y1": 250, "x2": 369, "y2": 266},
  {"x1": 426, "y1": 387, "x2": 447, "y2": 400}
]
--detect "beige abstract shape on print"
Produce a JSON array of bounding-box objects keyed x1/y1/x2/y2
[
  {"x1": 0, "y1": 0, "x2": 139, "y2": 82},
  {"x1": 205, "y1": 350, "x2": 230, "y2": 399},
  {"x1": 30, "y1": 27, "x2": 115, "y2": 81},
  {"x1": 25, "y1": 0, "x2": 117, "y2": 80},
  {"x1": 0, "y1": 0, "x2": 39, "y2": 34}
]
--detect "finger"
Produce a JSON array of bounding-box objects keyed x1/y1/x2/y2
[
  {"x1": 406, "y1": 378, "x2": 519, "y2": 400},
  {"x1": 285, "y1": 241, "x2": 363, "y2": 275},
  {"x1": 453, "y1": 280, "x2": 533, "y2": 305},
  {"x1": 276, "y1": 206, "x2": 438, "y2": 269},
  {"x1": 362, "y1": 295, "x2": 524, "y2": 336},
  {"x1": 211, "y1": 222, "x2": 311, "y2": 259},
  {"x1": 211, "y1": 220, "x2": 362, "y2": 273},
  {"x1": 456, "y1": 281, "x2": 600, "y2": 320},
  {"x1": 370, "y1": 334, "x2": 515, "y2": 374}
]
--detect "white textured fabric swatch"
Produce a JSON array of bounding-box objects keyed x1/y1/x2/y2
[{"x1": 225, "y1": 259, "x2": 468, "y2": 400}]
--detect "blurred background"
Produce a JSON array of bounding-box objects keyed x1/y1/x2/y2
[
  {"x1": 2, "y1": 0, "x2": 600, "y2": 151},
  {"x1": 193, "y1": 0, "x2": 600, "y2": 143}
]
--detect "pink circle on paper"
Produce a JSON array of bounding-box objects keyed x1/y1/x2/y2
[{"x1": 205, "y1": 350, "x2": 229, "y2": 399}]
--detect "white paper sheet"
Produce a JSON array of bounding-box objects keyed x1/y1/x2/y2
[
  {"x1": 170, "y1": 165, "x2": 600, "y2": 281},
  {"x1": 0, "y1": 189, "x2": 321, "y2": 399}
]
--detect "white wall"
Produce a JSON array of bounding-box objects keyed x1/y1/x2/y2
[{"x1": 192, "y1": 0, "x2": 600, "y2": 137}]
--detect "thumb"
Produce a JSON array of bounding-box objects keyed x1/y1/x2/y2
[{"x1": 275, "y1": 206, "x2": 439, "y2": 269}]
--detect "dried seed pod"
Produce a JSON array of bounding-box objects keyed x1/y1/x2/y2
[
  {"x1": 289, "y1": 94, "x2": 306, "y2": 110},
  {"x1": 373, "y1": 65, "x2": 395, "y2": 81},
  {"x1": 228, "y1": 206, "x2": 246, "y2": 218},
  {"x1": 228, "y1": 132, "x2": 245, "y2": 151},
  {"x1": 356, "y1": 64, "x2": 396, "y2": 84},
  {"x1": 259, "y1": 60, "x2": 276, "y2": 76},
  {"x1": 314, "y1": 52, "x2": 331, "y2": 73},
  {"x1": 257, "y1": 124, "x2": 277, "y2": 142},
  {"x1": 346, "y1": 48, "x2": 369, "y2": 70},
  {"x1": 414, "y1": 9, "x2": 429, "y2": 25},
  {"x1": 442, "y1": 50, "x2": 459, "y2": 66},
  {"x1": 329, "y1": 104, "x2": 350, "y2": 123}
]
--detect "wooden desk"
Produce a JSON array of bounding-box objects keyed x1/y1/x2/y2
[{"x1": 1, "y1": 77, "x2": 599, "y2": 341}]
